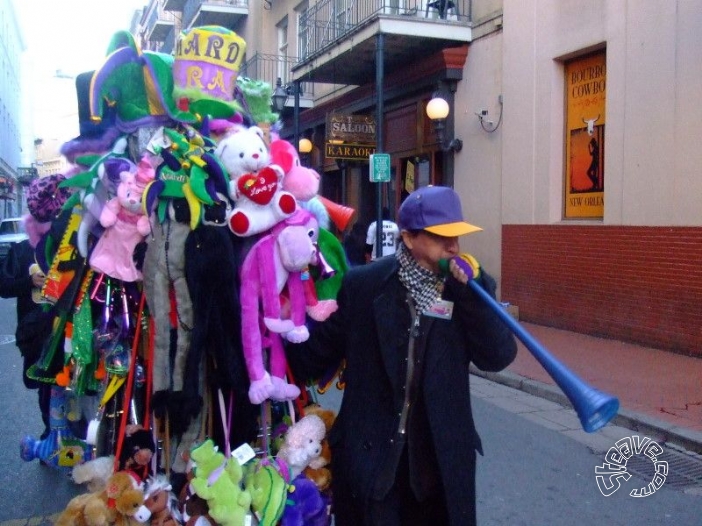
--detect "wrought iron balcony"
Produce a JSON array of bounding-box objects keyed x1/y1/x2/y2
[
  {"x1": 240, "y1": 53, "x2": 315, "y2": 109},
  {"x1": 16, "y1": 167, "x2": 38, "y2": 186},
  {"x1": 145, "y1": 0, "x2": 177, "y2": 42},
  {"x1": 163, "y1": 0, "x2": 187, "y2": 12},
  {"x1": 182, "y1": 0, "x2": 249, "y2": 30},
  {"x1": 295, "y1": 0, "x2": 471, "y2": 86}
]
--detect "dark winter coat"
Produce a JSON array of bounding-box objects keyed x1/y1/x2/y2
[
  {"x1": 0, "y1": 240, "x2": 37, "y2": 324},
  {"x1": 287, "y1": 256, "x2": 517, "y2": 525},
  {"x1": 0, "y1": 239, "x2": 54, "y2": 388}
]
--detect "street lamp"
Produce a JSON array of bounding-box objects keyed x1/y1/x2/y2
[
  {"x1": 271, "y1": 77, "x2": 288, "y2": 113},
  {"x1": 426, "y1": 96, "x2": 462, "y2": 152},
  {"x1": 298, "y1": 138, "x2": 313, "y2": 167},
  {"x1": 298, "y1": 138, "x2": 313, "y2": 154}
]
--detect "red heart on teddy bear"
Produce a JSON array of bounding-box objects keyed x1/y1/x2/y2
[{"x1": 237, "y1": 167, "x2": 279, "y2": 205}]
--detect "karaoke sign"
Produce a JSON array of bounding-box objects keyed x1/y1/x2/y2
[{"x1": 595, "y1": 435, "x2": 668, "y2": 497}]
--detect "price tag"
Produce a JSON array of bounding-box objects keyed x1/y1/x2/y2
[{"x1": 232, "y1": 443, "x2": 256, "y2": 465}]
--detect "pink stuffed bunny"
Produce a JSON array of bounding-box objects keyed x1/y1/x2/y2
[
  {"x1": 89, "y1": 157, "x2": 153, "y2": 282},
  {"x1": 269, "y1": 139, "x2": 320, "y2": 202}
]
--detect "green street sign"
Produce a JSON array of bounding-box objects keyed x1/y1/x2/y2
[{"x1": 369, "y1": 153, "x2": 391, "y2": 183}]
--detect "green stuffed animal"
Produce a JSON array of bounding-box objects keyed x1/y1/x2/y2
[
  {"x1": 237, "y1": 77, "x2": 279, "y2": 126},
  {"x1": 244, "y1": 459, "x2": 288, "y2": 526},
  {"x1": 189, "y1": 439, "x2": 252, "y2": 526}
]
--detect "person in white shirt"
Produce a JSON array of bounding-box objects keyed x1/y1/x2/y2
[{"x1": 365, "y1": 207, "x2": 400, "y2": 261}]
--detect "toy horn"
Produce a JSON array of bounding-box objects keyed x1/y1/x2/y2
[
  {"x1": 317, "y1": 195, "x2": 355, "y2": 232},
  {"x1": 444, "y1": 256, "x2": 620, "y2": 433},
  {"x1": 314, "y1": 244, "x2": 336, "y2": 279}
]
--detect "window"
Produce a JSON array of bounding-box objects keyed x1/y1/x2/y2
[
  {"x1": 277, "y1": 17, "x2": 289, "y2": 85},
  {"x1": 296, "y1": 2, "x2": 309, "y2": 61}
]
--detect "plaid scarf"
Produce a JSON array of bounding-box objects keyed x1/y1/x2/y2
[{"x1": 396, "y1": 243, "x2": 445, "y2": 314}]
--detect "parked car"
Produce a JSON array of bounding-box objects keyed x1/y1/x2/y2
[{"x1": 0, "y1": 217, "x2": 28, "y2": 261}]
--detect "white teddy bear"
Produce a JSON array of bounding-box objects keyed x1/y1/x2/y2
[
  {"x1": 276, "y1": 414, "x2": 326, "y2": 481},
  {"x1": 214, "y1": 125, "x2": 297, "y2": 236}
]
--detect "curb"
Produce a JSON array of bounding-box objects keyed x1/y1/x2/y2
[{"x1": 470, "y1": 367, "x2": 702, "y2": 455}]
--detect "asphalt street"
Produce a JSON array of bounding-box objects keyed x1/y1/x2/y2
[
  {"x1": 0, "y1": 295, "x2": 700, "y2": 525},
  {"x1": 471, "y1": 376, "x2": 702, "y2": 525}
]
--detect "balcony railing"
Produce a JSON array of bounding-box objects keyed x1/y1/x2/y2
[
  {"x1": 145, "y1": 0, "x2": 177, "y2": 41},
  {"x1": 163, "y1": 0, "x2": 187, "y2": 11},
  {"x1": 182, "y1": 0, "x2": 249, "y2": 29},
  {"x1": 299, "y1": 0, "x2": 471, "y2": 62},
  {"x1": 240, "y1": 53, "x2": 315, "y2": 103},
  {"x1": 16, "y1": 167, "x2": 38, "y2": 186}
]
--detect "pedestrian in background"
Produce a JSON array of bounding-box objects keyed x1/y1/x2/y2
[
  {"x1": 343, "y1": 221, "x2": 368, "y2": 266},
  {"x1": 288, "y1": 185, "x2": 518, "y2": 525},
  {"x1": 0, "y1": 175, "x2": 72, "y2": 442},
  {"x1": 365, "y1": 206, "x2": 400, "y2": 262},
  {"x1": 0, "y1": 232, "x2": 51, "y2": 440}
]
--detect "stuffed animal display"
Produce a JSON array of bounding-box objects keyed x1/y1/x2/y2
[
  {"x1": 178, "y1": 452, "x2": 217, "y2": 526},
  {"x1": 55, "y1": 470, "x2": 151, "y2": 526},
  {"x1": 272, "y1": 414, "x2": 332, "y2": 526},
  {"x1": 239, "y1": 209, "x2": 319, "y2": 404},
  {"x1": 189, "y1": 439, "x2": 252, "y2": 526},
  {"x1": 301, "y1": 406, "x2": 336, "y2": 492},
  {"x1": 244, "y1": 460, "x2": 288, "y2": 526},
  {"x1": 118, "y1": 425, "x2": 156, "y2": 483},
  {"x1": 270, "y1": 139, "x2": 320, "y2": 203},
  {"x1": 20, "y1": 386, "x2": 93, "y2": 470},
  {"x1": 144, "y1": 474, "x2": 183, "y2": 526},
  {"x1": 280, "y1": 475, "x2": 330, "y2": 526},
  {"x1": 72, "y1": 455, "x2": 116, "y2": 493},
  {"x1": 28, "y1": 22, "x2": 355, "y2": 526},
  {"x1": 59, "y1": 138, "x2": 129, "y2": 258},
  {"x1": 215, "y1": 126, "x2": 297, "y2": 237},
  {"x1": 89, "y1": 157, "x2": 153, "y2": 281},
  {"x1": 276, "y1": 414, "x2": 326, "y2": 481}
]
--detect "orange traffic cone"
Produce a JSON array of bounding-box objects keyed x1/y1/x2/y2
[{"x1": 317, "y1": 195, "x2": 355, "y2": 232}]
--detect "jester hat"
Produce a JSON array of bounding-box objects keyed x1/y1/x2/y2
[{"x1": 89, "y1": 30, "x2": 240, "y2": 133}]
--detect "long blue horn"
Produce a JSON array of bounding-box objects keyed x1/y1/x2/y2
[{"x1": 446, "y1": 257, "x2": 619, "y2": 432}]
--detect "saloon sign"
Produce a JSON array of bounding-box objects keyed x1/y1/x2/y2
[{"x1": 326, "y1": 113, "x2": 377, "y2": 160}]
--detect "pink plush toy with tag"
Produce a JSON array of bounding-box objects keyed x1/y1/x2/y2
[
  {"x1": 240, "y1": 209, "x2": 320, "y2": 404},
  {"x1": 89, "y1": 157, "x2": 153, "y2": 282}
]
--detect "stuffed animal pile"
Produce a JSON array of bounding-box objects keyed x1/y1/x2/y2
[
  {"x1": 26, "y1": 23, "x2": 349, "y2": 526},
  {"x1": 55, "y1": 471, "x2": 152, "y2": 526}
]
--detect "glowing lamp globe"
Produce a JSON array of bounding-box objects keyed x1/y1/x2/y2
[
  {"x1": 426, "y1": 97, "x2": 450, "y2": 120},
  {"x1": 299, "y1": 138, "x2": 313, "y2": 154}
]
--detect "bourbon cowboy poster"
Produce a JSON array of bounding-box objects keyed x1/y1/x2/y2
[{"x1": 565, "y1": 51, "x2": 606, "y2": 219}]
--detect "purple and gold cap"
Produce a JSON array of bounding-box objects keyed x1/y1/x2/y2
[{"x1": 399, "y1": 185, "x2": 482, "y2": 237}]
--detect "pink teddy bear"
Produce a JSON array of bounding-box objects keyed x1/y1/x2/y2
[{"x1": 89, "y1": 157, "x2": 153, "y2": 282}]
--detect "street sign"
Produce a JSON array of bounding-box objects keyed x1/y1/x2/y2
[{"x1": 369, "y1": 153, "x2": 391, "y2": 183}]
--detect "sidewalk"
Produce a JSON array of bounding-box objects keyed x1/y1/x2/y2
[{"x1": 471, "y1": 322, "x2": 702, "y2": 454}]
